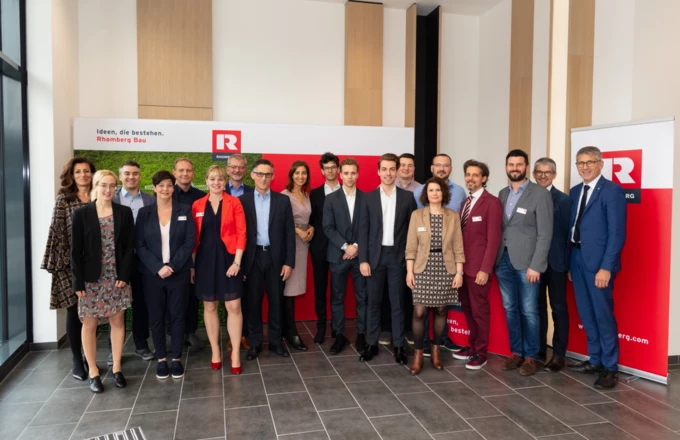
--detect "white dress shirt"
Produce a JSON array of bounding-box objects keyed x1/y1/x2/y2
[
  {"x1": 380, "y1": 185, "x2": 397, "y2": 246},
  {"x1": 571, "y1": 173, "x2": 602, "y2": 241},
  {"x1": 324, "y1": 182, "x2": 341, "y2": 196},
  {"x1": 344, "y1": 187, "x2": 356, "y2": 223},
  {"x1": 467, "y1": 187, "x2": 485, "y2": 213}
]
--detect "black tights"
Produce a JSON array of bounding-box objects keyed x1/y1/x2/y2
[
  {"x1": 66, "y1": 304, "x2": 83, "y2": 362},
  {"x1": 412, "y1": 305, "x2": 447, "y2": 350}
]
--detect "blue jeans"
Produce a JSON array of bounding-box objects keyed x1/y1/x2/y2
[{"x1": 495, "y1": 251, "x2": 540, "y2": 360}]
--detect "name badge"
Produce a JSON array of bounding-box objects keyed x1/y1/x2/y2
[
  {"x1": 472, "y1": 216, "x2": 482, "y2": 222},
  {"x1": 196, "y1": 212, "x2": 204, "y2": 218},
  {"x1": 516, "y1": 208, "x2": 527, "y2": 215},
  {"x1": 178, "y1": 216, "x2": 187, "y2": 221},
  {"x1": 417, "y1": 227, "x2": 427, "y2": 232}
]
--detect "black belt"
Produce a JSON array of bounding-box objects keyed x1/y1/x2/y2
[
  {"x1": 430, "y1": 249, "x2": 442, "y2": 253},
  {"x1": 571, "y1": 242, "x2": 581, "y2": 249},
  {"x1": 256, "y1": 245, "x2": 271, "y2": 251}
]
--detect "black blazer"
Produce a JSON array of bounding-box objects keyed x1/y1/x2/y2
[
  {"x1": 71, "y1": 202, "x2": 135, "y2": 291},
  {"x1": 239, "y1": 190, "x2": 296, "y2": 275},
  {"x1": 225, "y1": 183, "x2": 254, "y2": 196},
  {"x1": 548, "y1": 186, "x2": 573, "y2": 272},
  {"x1": 308, "y1": 185, "x2": 329, "y2": 255},
  {"x1": 323, "y1": 188, "x2": 365, "y2": 264},
  {"x1": 135, "y1": 202, "x2": 196, "y2": 276},
  {"x1": 359, "y1": 186, "x2": 417, "y2": 269}
]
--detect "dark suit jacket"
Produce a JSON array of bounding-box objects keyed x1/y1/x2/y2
[
  {"x1": 309, "y1": 185, "x2": 330, "y2": 255},
  {"x1": 569, "y1": 177, "x2": 627, "y2": 273},
  {"x1": 135, "y1": 202, "x2": 196, "y2": 276},
  {"x1": 548, "y1": 186, "x2": 572, "y2": 272},
  {"x1": 224, "y1": 183, "x2": 253, "y2": 196},
  {"x1": 71, "y1": 202, "x2": 135, "y2": 291},
  {"x1": 239, "y1": 190, "x2": 296, "y2": 275},
  {"x1": 322, "y1": 188, "x2": 365, "y2": 264},
  {"x1": 359, "y1": 186, "x2": 417, "y2": 269},
  {"x1": 461, "y1": 189, "x2": 503, "y2": 277}
]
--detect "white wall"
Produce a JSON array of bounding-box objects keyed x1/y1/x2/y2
[
  {"x1": 383, "y1": 7, "x2": 406, "y2": 128},
  {"x1": 78, "y1": 0, "x2": 138, "y2": 119},
  {"x1": 212, "y1": 0, "x2": 345, "y2": 125},
  {"x1": 530, "y1": 0, "x2": 550, "y2": 164},
  {"x1": 477, "y1": 0, "x2": 512, "y2": 195},
  {"x1": 439, "y1": 13, "x2": 480, "y2": 185}
]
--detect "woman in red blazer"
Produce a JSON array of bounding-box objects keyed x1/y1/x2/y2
[{"x1": 192, "y1": 165, "x2": 246, "y2": 374}]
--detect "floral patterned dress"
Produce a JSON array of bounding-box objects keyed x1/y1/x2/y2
[{"x1": 78, "y1": 215, "x2": 132, "y2": 322}]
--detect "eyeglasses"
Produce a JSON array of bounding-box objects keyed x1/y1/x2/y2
[
  {"x1": 534, "y1": 171, "x2": 554, "y2": 177},
  {"x1": 97, "y1": 184, "x2": 117, "y2": 190},
  {"x1": 228, "y1": 165, "x2": 246, "y2": 171},
  {"x1": 323, "y1": 165, "x2": 338, "y2": 171},
  {"x1": 575, "y1": 160, "x2": 600, "y2": 168},
  {"x1": 252, "y1": 172, "x2": 273, "y2": 179},
  {"x1": 432, "y1": 163, "x2": 451, "y2": 168}
]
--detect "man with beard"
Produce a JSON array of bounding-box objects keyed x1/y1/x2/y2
[
  {"x1": 412, "y1": 154, "x2": 466, "y2": 355},
  {"x1": 496, "y1": 149, "x2": 553, "y2": 376}
]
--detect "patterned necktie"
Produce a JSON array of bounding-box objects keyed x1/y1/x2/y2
[{"x1": 460, "y1": 194, "x2": 473, "y2": 229}]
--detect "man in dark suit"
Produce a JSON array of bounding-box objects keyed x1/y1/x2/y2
[
  {"x1": 323, "y1": 158, "x2": 368, "y2": 355},
  {"x1": 358, "y1": 153, "x2": 417, "y2": 364},
  {"x1": 568, "y1": 146, "x2": 626, "y2": 389},
  {"x1": 240, "y1": 159, "x2": 296, "y2": 360},
  {"x1": 309, "y1": 152, "x2": 342, "y2": 342},
  {"x1": 453, "y1": 160, "x2": 502, "y2": 370},
  {"x1": 225, "y1": 154, "x2": 254, "y2": 197},
  {"x1": 496, "y1": 149, "x2": 553, "y2": 376},
  {"x1": 533, "y1": 157, "x2": 572, "y2": 372}
]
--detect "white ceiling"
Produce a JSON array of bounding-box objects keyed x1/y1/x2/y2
[{"x1": 306, "y1": 0, "x2": 505, "y2": 16}]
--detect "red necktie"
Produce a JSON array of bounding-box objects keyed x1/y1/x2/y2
[{"x1": 460, "y1": 195, "x2": 473, "y2": 229}]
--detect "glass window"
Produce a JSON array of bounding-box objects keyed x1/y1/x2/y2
[{"x1": 1, "y1": 0, "x2": 21, "y2": 65}]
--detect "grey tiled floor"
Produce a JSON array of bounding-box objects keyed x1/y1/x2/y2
[{"x1": 1, "y1": 320, "x2": 680, "y2": 440}]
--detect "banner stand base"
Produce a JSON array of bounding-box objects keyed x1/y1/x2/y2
[{"x1": 566, "y1": 351, "x2": 668, "y2": 386}]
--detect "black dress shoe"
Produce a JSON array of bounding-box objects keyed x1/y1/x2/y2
[
  {"x1": 568, "y1": 360, "x2": 604, "y2": 374},
  {"x1": 394, "y1": 346, "x2": 408, "y2": 365},
  {"x1": 330, "y1": 334, "x2": 348, "y2": 355},
  {"x1": 359, "y1": 345, "x2": 379, "y2": 362},
  {"x1": 355, "y1": 333, "x2": 367, "y2": 352},
  {"x1": 72, "y1": 358, "x2": 87, "y2": 381},
  {"x1": 112, "y1": 371, "x2": 127, "y2": 388},
  {"x1": 269, "y1": 344, "x2": 290, "y2": 357},
  {"x1": 246, "y1": 345, "x2": 262, "y2": 361},
  {"x1": 89, "y1": 376, "x2": 104, "y2": 393},
  {"x1": 594, "y1": 370, "x2": 618, "y2": 389},
  {"x1": 289, "y1": 336, "x2": 308, "y2": 352},
  {"x1": 313, "y1": 327, "x2": 326, "y2": 344},
  {"x1": 544, "y1": 356, "x2": 565, "y2": 372},
  {"x1": 331, "y1": 330, "x2": 337, "y2": 339}
]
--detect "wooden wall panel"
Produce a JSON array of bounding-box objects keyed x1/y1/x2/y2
[
  {"x1": 508, "y1": 0, "x2": 535, "y2": 153},
  {"x1": 405, "y1": 4, "x2": 416, "y2": 128},
  {"x1": 138, "y1": 106, "x2": 212, "y2": 121},
  {"x1": 345, "y1": 1, "x2": 383, "y2": 126},
  {"x1": 564, "y1": 0, "x2": 595, "y2": 186},
  {"x1": 137, "y1": 0, "x2": 212, "y2": 113}
]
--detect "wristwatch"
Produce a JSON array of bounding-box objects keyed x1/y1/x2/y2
[{"x1": 456, "y1": 271, "x2": 464, "y2": 275}]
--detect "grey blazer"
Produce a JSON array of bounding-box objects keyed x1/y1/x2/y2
[{"x1": 496, "y1": 181, "x2": 553, "y2": 272}]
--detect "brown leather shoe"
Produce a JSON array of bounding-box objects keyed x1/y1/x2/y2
[
  {"x1": 502, "y1": 354, "x2": 525, "y2": 371},
  {"x1": 409, "y1": 349, "x2": 424, "y2": 375},
  {"x1": 431, "y1": 344, "x2": 444, "y2": 370},
  {"x1": 519, "y1": 358, "x2": 537, "y2": 376},
  {"x1": 544, "y1": 355, "x2": 565, "y2": 372},
  {"x1": 241, "y1": 336, "x2": 251, "y2": 351}
]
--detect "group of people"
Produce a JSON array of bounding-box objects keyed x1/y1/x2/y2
[{"x1": 42, "y1": 145, "x2": 626, "y2": 394}]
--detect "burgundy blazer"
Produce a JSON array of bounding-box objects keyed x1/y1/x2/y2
[{"x1": 461, "y1": 189, "x2": 503, "y2": 277}]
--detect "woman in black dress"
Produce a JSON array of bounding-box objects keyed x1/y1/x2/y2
[{"x1": 192, "y1": 165, "x2": 246, "y2": 374}]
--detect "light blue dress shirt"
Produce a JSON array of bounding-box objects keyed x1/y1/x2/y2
[
  {"x1": 120, "y1": 188, "x2": 145, "y2": 222},
  {"x1": 504, "y1": 179, "x2": 530, "y2": 219},
  {"x1": 229, "y1": 181, "x2": 245, "y2": 198},
  {"x1": 254, "y1": 190, "x2": 271, "y2": 246},
  {"x1": 413, "y1": 179, "x2": 466, "y2": 213}
]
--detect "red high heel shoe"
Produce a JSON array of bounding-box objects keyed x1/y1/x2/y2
[
  {"x1": 211, "y1": 350, "x2": 222, "y2": 370},
  {"x1": 229, "y1": 351, "x2": 242, "y2": 375}
]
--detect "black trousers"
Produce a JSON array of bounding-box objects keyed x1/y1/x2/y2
[
  {"x1": 380, "y1": 282, "x2": 413, "y2": 333},
  {"x1": 330, "y1": 259, "x2": 368, "y2": 336},
  {"x1": 539, "y1": 265, "x2": 570, "y2": 356},
  {"x1": 184, "y1": 285, "x2": 200, "y2": 335},
  {"x1": 366, "y1": 246, "x2": 405, "y2": 347},
  {"x1": 143, "y1": 271, "x2": 191, "y2": 360},
  {"x1": 246, "y1": 249, "x2": 284, "y2": 347},
  {"x1": 310, "y1": 247, "x2": 330, "y2": 329},
  {"x1": 109, "y1": 268, "x2": 148, "y2": 352}
]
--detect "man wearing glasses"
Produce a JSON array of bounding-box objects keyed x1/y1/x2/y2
[
  {"x1": 567, "y1": 146, "x2": 626, "y2": 389},
  {"x1": 240, "y1": 159, "x2": 296, "y2": 359},
  {"x1": 225, "y1": 154, "x2": 253, "y2": 197},
  {"x1": 412, "y1": 154, "x2": 467, "y2": 355},
  {"x1": 533, "y1": 158, "x2": 572, "y2": 372},
  {"x1": 309, "y1": 153, "x2": 342, "y2": 342}
]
